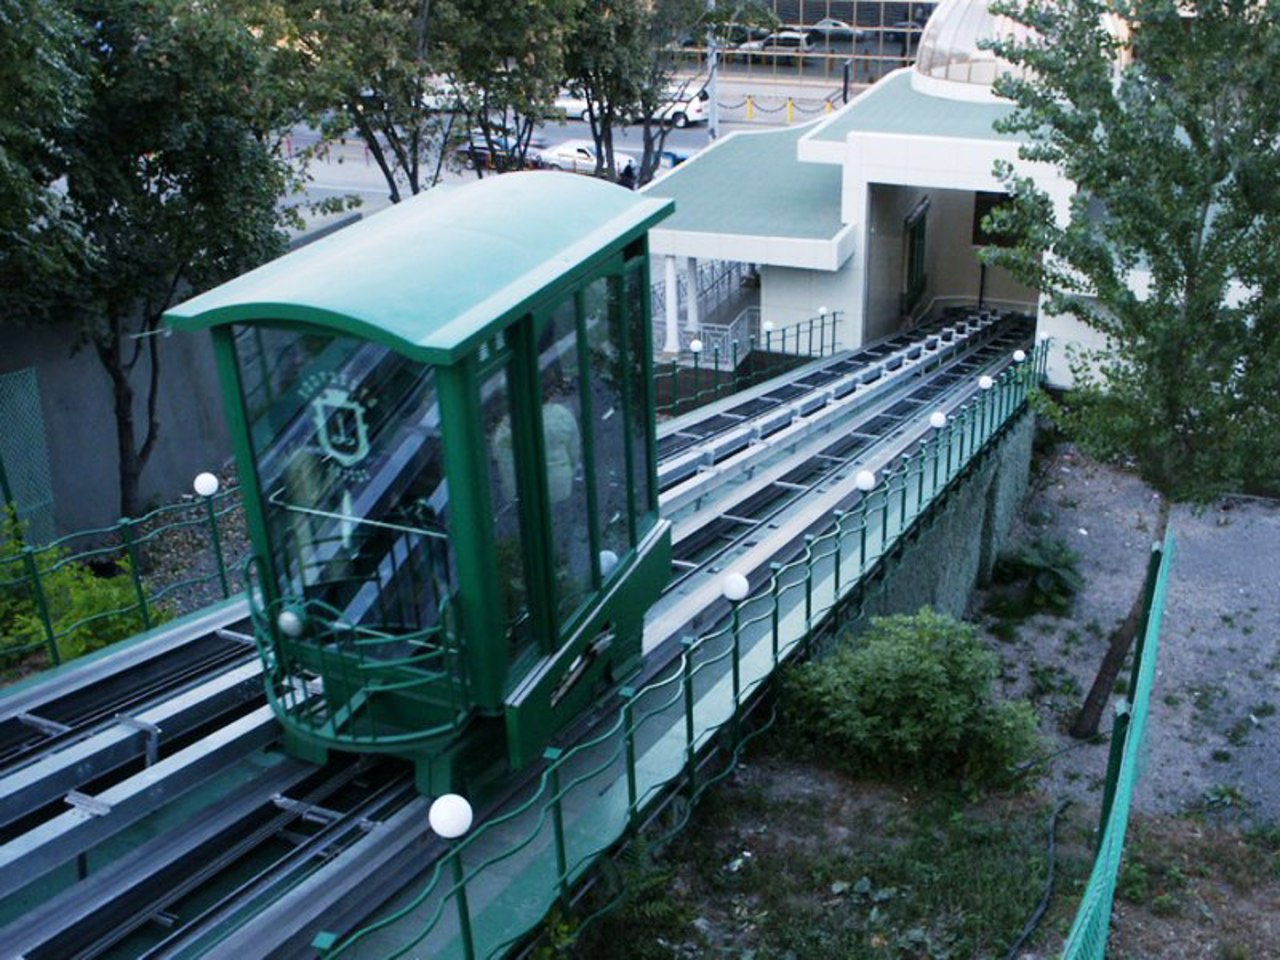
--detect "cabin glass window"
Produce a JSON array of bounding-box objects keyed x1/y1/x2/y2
[
  {"x1": 482, "y1": 361, "x2": 535, "y2": 667},
  {"x1": 582, "y1": 276, "x2": 632, "y2": 574},
  {"x1": 538, "y1": 302, "x2": 592, "y2": 625},
  {"x1": 232, "y1": 326, "x2": 452, "y2": 636}
]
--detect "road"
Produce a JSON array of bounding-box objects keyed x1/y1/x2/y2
[{"x1": 288, "y1": 118, "x2": 749, "y2": 224}]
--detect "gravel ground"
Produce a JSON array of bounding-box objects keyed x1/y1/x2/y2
[{"x1": 980, "y1": 442, "x2": 1280, "y2": 827}]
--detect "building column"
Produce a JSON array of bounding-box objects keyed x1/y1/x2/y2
[
  {"x1": 684, "y1": 257, "x2": 700, "y2": 333},
  {"x1": 663, "y1": 255, "x2": 680, "y2": 354}
]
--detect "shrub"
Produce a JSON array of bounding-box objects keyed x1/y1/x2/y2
[
  {"x1": 2, "y1": 511, "x2": 170, "y2": 666},
  {"x1": 781, "y1": 608, "x2": 1040, "y2": 786},
  {"x1": 990, "y1": 537, "x2": 1084, "y2": 616}
]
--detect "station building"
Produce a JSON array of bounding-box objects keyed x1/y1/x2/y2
[{"x1": 647, "y1": 0, "x2": 1125, "y2": 388}]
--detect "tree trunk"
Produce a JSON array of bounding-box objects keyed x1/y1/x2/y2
[
  {"x1": 1069, "y1": 498, "x2": 1171, "y2": 739},
  {"x1": 97, "y1": 336, "x2": 142, "y2": 519},
  {"x1": 95, "y1": 312, "x2": 163, "y2": 520}
]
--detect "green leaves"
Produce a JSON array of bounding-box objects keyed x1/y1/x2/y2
[
  {"x1": 781, "y1": 609, "x2": 1040, "y2": 787},
  {"x1": 987, "y1": 0, "x2": 1280, "y2": 499}
]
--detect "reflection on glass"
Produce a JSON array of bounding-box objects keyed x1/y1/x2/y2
[
  {"x1": 626, "y1": 268, "x2": 655, "y2": 525},
  {"x1": 584, "y1": 277, "x2": 631, "y2": 571},
  {"x1": 539, "y1": 299, "x2": 591, "y2": 626},
  {"x1": 233, "y1": 326, "x2": 452, "y2": 638},
  {"x1": 483, "y1": 362, "x2": 534, "y2": 667}
]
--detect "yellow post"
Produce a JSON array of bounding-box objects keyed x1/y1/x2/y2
[
  {"x1": 825, "y1": 100, "x2": 833, "y2": 114},
  {"x1": 786, "y1": 98, "x2": 794, "y2": 124},
  {"x1": 746, "y1": 95, "x2": 754, "y2": 121}
]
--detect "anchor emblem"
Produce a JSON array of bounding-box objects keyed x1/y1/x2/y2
[{"x1": 311, "y1": 387, "x2": 370, "y2": 468}]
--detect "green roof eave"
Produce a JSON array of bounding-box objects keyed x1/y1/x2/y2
[{"x1": 165, "y1": 173, "x2": 674, "y2": 364}]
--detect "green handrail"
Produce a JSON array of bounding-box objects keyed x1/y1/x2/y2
[
  {"x1": 1060, "y1": 533, "x2": 1175, "y2": 960},
  {"x1": 0, "y1": 487, "x2": 245, "y2": 667}
]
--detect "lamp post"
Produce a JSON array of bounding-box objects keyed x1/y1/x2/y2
[
  {"x1": 193, "y1": 472, "x2": 228, "y2": 596},
  {"x1": 722, "y1": 572, "x2": 749, "y2": 724},
  {"x1": 929, "y1": 410, "x2": 947, "y2": 491},
  {"x1": 978, "y1": 374, "x2": 994, "y2": 441},
  {"x1": 430, "y1": 793, "x2": 476, "y2": 960},
  {"x1": 855, "y1": 469, "x2": 876, "y2": 569}
]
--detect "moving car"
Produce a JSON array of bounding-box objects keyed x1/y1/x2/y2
[
  {"x1": 651, "y1": 87, "x2": 709, "y2": 128},
  {"x1": 551, "y1": 89, "x2": 592, "y2": 121}
]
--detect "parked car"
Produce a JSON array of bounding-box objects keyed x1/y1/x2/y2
[
  {"x1": 551, "y1": 89, "x2": 592, "y2": 121},
  {"x1": 455, "y1": 131, "x2": 546, "y2": 171},
  {"x1": 737, "y1": 30, "x2": 815, "y2": 63},
  {"x1": 805, "y1": 17, "x2": 865, "y2": 42},
  {"x1": 722, "y1": 22, "x2": 773, "y2": 46},
  {"x1": 884, "y1": 19, "x2": 927, "y2": 44},
  {"x1": 535, "y1": 139, "x2": 637, "y2": 176}
]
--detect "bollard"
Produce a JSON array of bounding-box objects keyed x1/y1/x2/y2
[
  {"x1": 746, "y1": 95, "x2": 755, "y2": 121},
  {"x1": 786, "y1": 98, "x2": 795, "y2": 124}
]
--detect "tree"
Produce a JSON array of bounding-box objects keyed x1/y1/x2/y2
[
  {"x1": 0, "y1": 0, "x2": 89, "y2": 324},
  {"x1": 565, "y1": 1, "x2": 649, "y2": 181},
  {"x1": 41, "y1": 0, "x2": 296, "y2": 517},
  {"x1": 987, "y1": 0, "x2": 1280, "y2": 501},
  {"x1": 565, "y1": 0, "x2": 741, "y2": 186},
  {"x1": 985, "y1": 0, "x2": 1280, "y2": 735},
  {"x1": 443, "y1": 0, "x2": 580, "y2": 176},
  {"x1": 288, "y1": 0, "x2": 458, "y2": 202}
]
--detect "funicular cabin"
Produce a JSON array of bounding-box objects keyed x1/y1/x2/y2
[{"x1": 166, "y1": 175, "x2": 675, "y2": 794}]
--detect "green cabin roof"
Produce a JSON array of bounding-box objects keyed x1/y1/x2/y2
[{"x1": 165, "y1": 173, "x2": 673, "y2": 363}]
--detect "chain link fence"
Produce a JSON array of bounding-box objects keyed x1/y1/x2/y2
[{"x1": 0, "y1": 368, "x2": 56, "y2": 545}]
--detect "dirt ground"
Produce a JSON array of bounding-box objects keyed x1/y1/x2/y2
[{"x1": 978, "y1": 441, "x2": 1280, "y2": 958}]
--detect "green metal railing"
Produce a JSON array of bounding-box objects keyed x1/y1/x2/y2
[
  {"x1": 1060, "y1": 532, "x2": 1175, "y2": 960},
  {"x1": 320, "y1": 342, "x2": 1047, "y2": 960},
  {"x1": 248, "y1": 584, "x2": 472, "y2": 747},
  {"x1": 655, "y1": 312, "x2": 842, "y2": 417},
  {"x1": 0, "y1": 486, "x2": 244, "y2": 667}
]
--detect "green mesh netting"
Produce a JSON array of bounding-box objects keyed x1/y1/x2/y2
[{"x1": 0, "y1": 367, "x2": 56, "y2": 544}]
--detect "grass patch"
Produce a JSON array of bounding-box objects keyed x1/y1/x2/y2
[{"x1": 575, "y1": 760, "x2": 1090, "y2": 960}]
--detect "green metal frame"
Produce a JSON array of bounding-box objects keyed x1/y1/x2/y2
[{"x1": 165, "y1": 176, "x2": 675, "y2": 794}]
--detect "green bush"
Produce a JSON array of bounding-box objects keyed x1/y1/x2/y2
[
  {"x1": 781, "y1": 608, "x2": 1040, "y2": 786},
  {"x1": 2, "y1": 511, "x2": 170, "y2": 666},
  {"x1": 990, "y1": 537, "x2": 1084, "y2": 616}
]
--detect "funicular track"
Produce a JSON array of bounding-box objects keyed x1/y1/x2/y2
[{"x1": 0, "y1": 308, "x2": 1035, "y2": 959}]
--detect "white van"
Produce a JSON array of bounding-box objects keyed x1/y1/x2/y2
[{"x1": 653, "y1": 87, "x2": 709, "y2": 128}]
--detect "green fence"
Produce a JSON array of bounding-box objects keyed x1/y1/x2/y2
[
  {"x1": 655, "y1": 312, "x2": 842, "y2": 417},
  {"x1": 1060, "y1": 532, "x2": 1175, "y2": 960},
  {"x1": 0, "y1": 485, "x2": 245, "y2": 667},
  {"x1": 319, "y1": 341, "x2": 1047, "y2": 960}
]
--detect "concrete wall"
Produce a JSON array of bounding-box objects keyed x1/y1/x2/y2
[
  {"x1": 841, "y1": 411, "x2": 1035, "y2": 629},
  {"x1": 758, "y1": 264, "x2": 863, "y2": 348},
  {"x1": 0, "y1": 323, "x2": 231, "y2": 533}
]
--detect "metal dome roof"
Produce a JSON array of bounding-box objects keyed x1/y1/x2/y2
[{"x1": 911, "y1": 0, "x2": 1036, "y2": 101}]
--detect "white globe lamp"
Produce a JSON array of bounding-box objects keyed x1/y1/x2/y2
[
  {"x1": 429, "y1": 793, "x2": 474, "y2": 839},
  {"x1": 277, "y1": 609, "x2": 305, "y2": 638},
  {"x1": 722, "y1": 571, "x2": 750, "y2": 603},
  {"x1": 193, "y1": 472, "x2": 220, "y2": 497}
]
